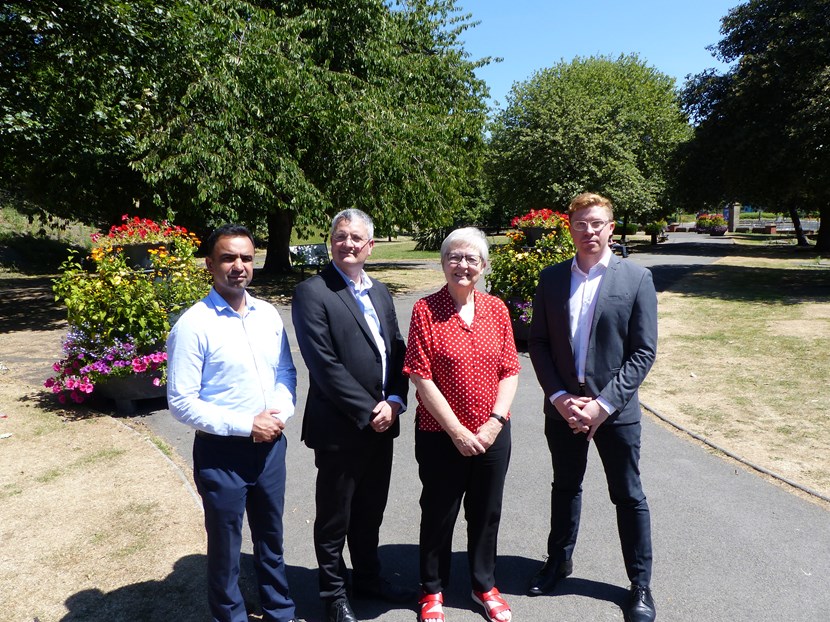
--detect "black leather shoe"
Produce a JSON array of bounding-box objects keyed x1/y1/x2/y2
[
  {"x1": 351, "y1": 577, "x2": 416, "y2": 603},
  {"x1": 526, "y1": 558, "x2": 573, "y2": 596},
  {"x1": 327, "y1": 598, "x2": 358, "y2": 622},
  {"x1": 624, "y1": 585, "x2": 656, "y2": 622}
]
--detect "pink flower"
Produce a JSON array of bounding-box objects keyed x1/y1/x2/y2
[
  {"x1": 152, "y1": 377, "x2": 162, "y2": 387},
  {"x1": 58, "y1": 393, "x2": 67, "y2": 404},
  {"x1": 131, "y1": 358, "x2": 148, "y2": 373}
]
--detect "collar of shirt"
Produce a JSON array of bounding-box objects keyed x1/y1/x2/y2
[
  {"x1": 332, "y1": 262, "x2": 373, "y2": 295},
  {"x1": 571, "y1": 247, "x2": 613, "y2": 279},
  {"x1": 208, "y1": 287, "x2": 256, "y2": 316}
]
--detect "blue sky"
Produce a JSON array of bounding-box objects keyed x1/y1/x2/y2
[{"x1": 459, "y1": 0, "x2": 740, "y2": 108}]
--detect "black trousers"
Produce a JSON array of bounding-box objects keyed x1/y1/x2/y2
[
  {"x1": 545, "y1": 417, "x2": 653, "y2": 586},
  {"x1": 415, "y1": 423, "x2": 511, "y2": 594},
  {"x1": 312, "y1": 436, "x2": 394, "y2": 601}
]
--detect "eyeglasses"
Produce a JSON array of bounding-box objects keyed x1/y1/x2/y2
[
  {"x1": 332, "y1": 233, "x2": 371, "y2": 245},
  {"x1": 446, "y1": 253, "x2": 482, "y2": 267},
  {"x1": 571, "y1": 219, "x2": 610, "y2": 232}
]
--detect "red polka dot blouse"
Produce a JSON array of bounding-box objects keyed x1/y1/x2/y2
[{"x1": 403, "y1": 285, "x2": 521, "y2": 432}]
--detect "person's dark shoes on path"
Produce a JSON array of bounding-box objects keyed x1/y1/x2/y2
[
  {"x1": 624, "y1": 584, "x2": 656, "y2": 622},
  {"x1": 526, "y1": 558, "x2": 573, "y2": 596},
  {"x1": 327, "y1": 597, "x2": 358, "y2": 622}
]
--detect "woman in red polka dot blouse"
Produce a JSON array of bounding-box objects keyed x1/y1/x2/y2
[{"x1": 403, "y1": 227, "x2": 521, "y2": 622}]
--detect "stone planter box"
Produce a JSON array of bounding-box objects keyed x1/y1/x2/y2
[{"x1": 764, "y1": 225, "x2": 777, "y2": 234}]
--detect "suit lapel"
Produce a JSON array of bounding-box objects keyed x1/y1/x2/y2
[
  {"x1": 589, "y1": 254, "x2": 621, "y2": 341},
  {"x1": 323, "y1": 266, "x2": 379, "y2": 352}
]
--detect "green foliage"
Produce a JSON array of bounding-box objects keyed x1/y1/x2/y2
[
  {"x1": 47, "y1": 219, "x2": 211, "y2": 403},
  {"x1": 2, "y1": 1, "x2": 493, "y2": 270},
  {"x1": 678, "y1": 0, "x2": 830, "y2": 249},
  {"x1": 487, "y1": 55, "x2": 691, "y2": 225},
  {"x1": 53, "y1": 238, "x2": 210, "y2": 350},
  {"x1": 134, "y1": 0, "x2": 492, "y2": 270},
  {"x1": 644, "y1": 220, "x2": 667, "y2": 235},
  {"x1": 616, "y1": 221, "x2": 639, "y2": 235},
  {"x1": 0, "y1": 1, "x2": 175, "y2": 223},
  {"x1": 486, "y1": 228, "x2": 575, "y2": 322}
]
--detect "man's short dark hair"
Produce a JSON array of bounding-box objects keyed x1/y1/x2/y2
[{"x1": 203, "y1": 224, "x2": 254, "y2": 256}]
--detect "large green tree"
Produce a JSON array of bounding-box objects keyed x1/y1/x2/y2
[
  {"x1": 136, "y1": 0, "x2": 491, "y2": 271},
  {"x1": 678, "y1": 0, "x2": 830, "y2": 250},
  {"x1": 0, "y1": 1, "x2": 176, "y2": 225},
  {"x1": 2, "y1": 1, "x2": 490, "y2": 270},
  {"x1": 486, "y1": 55, "x2": 691, "y2": 226}
]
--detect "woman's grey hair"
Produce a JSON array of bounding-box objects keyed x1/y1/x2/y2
[
  {"x1": 330, "y1": 209, "x2": 374, "y2": 240},
  {"x1": 440, "y1": 227, "x2": 489, "y2": 265}
]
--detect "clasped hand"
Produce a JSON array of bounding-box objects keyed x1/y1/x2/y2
[
  {"x1": 554, "y1": 394, "x2": 608, "y2": 441},
  {"x1": 370, "y1": 400, "x2": 399, "y2": 433},
  {"x1": 251, "y1": 408, "x2": 285, "y2": 442},
  {"x1": 450, "y1": 419, "x2": 502, "y2": 457}
]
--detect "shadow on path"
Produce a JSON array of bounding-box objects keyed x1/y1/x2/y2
[{"x1": 0, "y1": 276, "x2": 65, "y2": 333}]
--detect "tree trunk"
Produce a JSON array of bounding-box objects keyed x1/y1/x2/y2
[
  {"x1": 817, "y1": 202, "x2": 830, "y2": 252},
  {"x1": 262, "y1": 208, "x2": 294, "y2": 273},
  {"x1": 621, "y1": 213, "x2": 629, "y2": 243},
  {"x1": 787, "y1": 205, "x2": 809, "y2": 246}
]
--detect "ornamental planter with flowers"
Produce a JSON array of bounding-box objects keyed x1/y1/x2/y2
[
  {"x1": 45, "y1": 215, "x2": 212, "y2": 412},
  {"x1": 511, "y1": 208, "x2": 569, "y2": 246},
  {"x1": 487, "y1": 210, "x2": 575, "y2": 348},
  {"x1": 696, "y1": 213, "x2": 728, "y2": 236}
]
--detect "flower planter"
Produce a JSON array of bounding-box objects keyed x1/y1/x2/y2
[
  {"x1": 709, "y1": 226, "x2": 728, "y2": 236},
  {"x1": 95, "y1": 374, "x2": 166, "y2": 415},
  {"x1": 523, "y1": 227, "x2": 556, "y2": 246},
  {"x1": 764, "y1": 225, "x2": 777, "y2": 234},
  {"x1": 122, "y1": 242, "x2": 164, "y2": 270}
]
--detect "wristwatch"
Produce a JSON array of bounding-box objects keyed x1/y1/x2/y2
[{"x1": 489, "y1": 412, "x2": 508, "y2": 425}]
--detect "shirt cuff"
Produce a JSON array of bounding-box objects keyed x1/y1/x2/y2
[
  {"x1": 596, "y1": 396, "x2": 614, "y2": 414},
  {"x1": 387, "y1": 395, "x2": 406, "y2": 415},
  {"x1": 549, "y1": 390, "x2": 567, "y2": 405}
]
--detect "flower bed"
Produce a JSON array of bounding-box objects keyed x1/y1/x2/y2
[
  {"x1": 46, "y1": 215, "x2": 211, "y2": 405},
  {"x1": 487, "y1": 211, "x2": 575, "y2": 326}
]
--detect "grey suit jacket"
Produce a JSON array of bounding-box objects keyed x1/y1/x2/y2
[
  {"x1": 292, "y1": 263, "x2": 408, "y2": 450},
  {"x1": 528, "y1": 255, "x2": 657, "y2": 425}
]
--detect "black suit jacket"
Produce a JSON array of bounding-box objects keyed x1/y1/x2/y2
[
  {"x1": 292, "y1": 263, "x2": 408, "y2": 450},
  {"x1": 528, "y1": 255, "x2": 657, "y2": 425}
]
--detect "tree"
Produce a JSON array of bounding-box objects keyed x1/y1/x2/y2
[
  {"x1": 136, "y1": 0, "x2": 491, "y2": 271},
  {"x1": 0, "y1": 1, "x2": 176, "y2": 226},
  {"x1": 678, "y1": 0, "x2": 830, "y2": 249},
  {"x1": 486, "y1": 55, "x2": 691, "y2": 227},
  {"x1": 2, "y1": 1, "x2": 491, "y2": 270}
]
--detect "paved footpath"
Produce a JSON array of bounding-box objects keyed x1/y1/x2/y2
[{"x1": 142, "y1": 234, "x2": 830, "y2": 622}]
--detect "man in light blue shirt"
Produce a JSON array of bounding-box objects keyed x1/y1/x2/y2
[{"x1": 167, "y1": 224, "x2": 300, "y2": 622}]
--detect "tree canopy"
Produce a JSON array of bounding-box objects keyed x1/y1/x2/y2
[
  {"x1": 485, "y1": 55, "x2": 691, "y2": 225},
  {"x1": 678, "y1": 0, "x2": 830, "y2": 250},
  {"x1": 1, "y1": 0, "x2": 491, "y2": 270}
]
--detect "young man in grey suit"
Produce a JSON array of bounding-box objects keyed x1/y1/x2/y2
[
  {"x1": 527, "y1": 192, "x2": 658, "y2": 622},
  {"x1": 292, "y1": 209, "x2": 413, "y2": 622}
]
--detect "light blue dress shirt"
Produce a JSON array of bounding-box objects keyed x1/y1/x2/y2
[{"x1": 166, "y1": 288, "x2": 297, "y2": 436}]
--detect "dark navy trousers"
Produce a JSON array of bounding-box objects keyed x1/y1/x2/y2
[
  {"x1": 193, "y1": 432, "x2": 295, "y2": 622},
  {"x1": 545, "y1": 417, "x2": 653, "y2": 586}
]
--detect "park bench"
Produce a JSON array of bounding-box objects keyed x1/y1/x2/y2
[
  {"x1": 290, "y1": 243, "x2": 330, "y2": 276},
  {"x1": 611, "y1": 241, "x2": 630, "y2": 258}
]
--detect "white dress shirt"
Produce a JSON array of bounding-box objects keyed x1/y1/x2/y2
[
  {"x1": 550, "y1": 249, "x2": 614, "y2": 414},
  {"x1": 333, "y1": 263, "x2": 405, "y2": 411}
]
